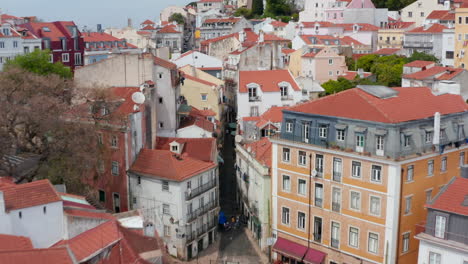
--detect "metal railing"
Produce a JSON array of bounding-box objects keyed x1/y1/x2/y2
[
  {"x1": 248, "y1": 96, "x2": 261, "y2": 102},
  {"x1": 332, "y1": 171, "x2": 342, "y2": 182},
  {"x1": 331, "y1": 238, "x2": 340, "y2": 248},
  {"x1": 187, "y1": 200, "x2": 218, "y2": 222},
  {"x1": 185, "y1": 179, "x2": 217, "y2": 200},
  {"x1": 281, "y1": 95, "x2": 293, "y2": 101},
  {"x1": 404, "y1": 41, "x2": 433, "y2": 48},
  {"x1": 332, "y1": 202, "x2": 341, "y2": 212},
  {"x1": 315, "y1": 198, "x2": 323, "y2": 208}
]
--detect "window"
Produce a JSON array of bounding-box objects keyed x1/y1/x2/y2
[
  {"x1": 99, "y1": 190, "x2": 105, "y2": 202},
  {"x1": 319, "y1": 125, "x2": 328, "y2": 138},
  {"x1": 407, "y1": 165, "x2": 414, "y2": 182},
  {"x1": 466, "y1": 16, "x2": 468, "y2": 24},
  {"x1": 333, "y1": 158, "x2": 342, "y2": 182},
  {"x1": 376, "y1": 135, "x2": 384, "y2": 152},
  {"x1": 171, "y1": 145, "x2": 178, "y2": 152},
  {"x1": 159, "y1": 122, "x2": 164, "y2": 128},
  {"x1": 402, "y1": 233, "x2": 410, "y2": 253},
  {"x1": 337, "y1": 129, "x2": 345, "y2": 141},
  {"x1": 297, "y1": 212, "x2": 306, "y2": 230},
  {"x1": 111, "y1": 161, "x2": 119, "y2": 176},
  {"x1": 158, "y1": 73, "x2": 163, "y2": 79},
  {"x1": 201, "y1": 93, "x2": 208, "y2": 101},
  {"x1": 332, "y1": 187, "x2": 341, "y2": 212},
  {"x1": 356, "y1": 134, "x2": 364, "y2": 151},
  {"x1": 331, "y1": 222, "x2": 340, "y2": 248},
  {"x1": 250, "y1": 106, "x2": 259, "y2": 117},
  {"x1": 286, "y1": 121, "x2": 293, "y2": 133},
  {"x1": 368, "y1": 233, "x2": 379, "y2": 254},
  {"x1": 158, "y1": 97, "x2": 163, "y2": 104},
  {"x1": 314, "y1": 217, "x2": 322, "y2": 242},
  {"x1": 328, "y1": 59, "x2": 333, "y2": 65},
  {"x1": 113, "y1": 193, "x2": 120, "y2": 213},
  {"x1": 329, "y1": 71, "x2": 333, "y2": 76},
  {"x1": 446, "y1": 51, "x2": 454, "y2": 59},
  {"x1": 371, "y1": 165, "x2": 382, "y2": 183},
  {"x1": 404, "y1": 196, "x2": 412, "y2": 215},
  {"x1": 298, "y1": 179, "x2": 306, "y2": 195},
  {"x1": 460, "y1": 16, "x2": 463, "y2": 24},
  {"x1": 62, "y1": 53, "x2": 70, "y2": 62},
  {"x1": 162, "y1": 180, "x2": 169, "y2": 191},
  {"x1": 49, "y1": 54, "x2": 53, "y2": 63},
  {"x1": 282, "y1": 175, "x2": 291, "y2": 191},
  {"x1": 315, "y1": 183, "x2": 323, "y2": 207},
  {"x1": 426, "y1": 189, "x2": 432, "y2": 203},
  {"x1": 350, "y1": 191, "x2": 361, "y2": 210},
  {"x1": 248, "y1": 86, "x2": 257, "y2": 99},
  {"x1": 441, "y1": 157, "x2": 447, "y2": 172},
  {"x1": 19, "y1": 211, "x2": 22, "y2": 219},
  {"x1": 280, "y1": 86, "x2": 288, "y2": 97},
  {"x1": 164, "y1": 225, "x2": 171, "y2": 236},
  {"x1": 421, "y1": 12, "x2": 424, "y2": 17},
  {"x1": 352, "y1": 161, "x2": 361, "y2": 178},
  {"x1": 111, "y1": 135, "x2": 118, "y2": 148},
  {"x1": 97, "y1": 133, "x2": 103, "y2": 145},
  {"x1": 429, "y1": 252, "x2": 441, "y2": 264},
  {"x1": 74, "y1": 53, "x2": 82, "y2": 65},
  {"x1": 370, "y1": 196, "x2": 381, "y2": 216},
  {"x1": 282, "y1": 148, "x2": 290, "y2": 162},
  {"x1": 315, "y1": 154, "x2": 324, "y2": 177},
  {"x1": 163, "y1": 203, "x2": 170, "y2": 214},
  {"x1": 435, "y1": 216, "x2": 446, "y2": 238},
  {"x1": 298, "y1": 151, "x2": 307, "y2": 166},
  {"x1": 0, "y1": 42, "x2": 4, "y2": 48},
  {"x1": 408, "y1": 11, "x2": 412, "y2": 17},
  {"x1": 282, "y1": 207, "x2": 290, "y2": 225},
  {"x1": 460, "y1": 152, "x2": 465, "y2": 167},
  {"x1": 13, "y1": 41, "x2": 18, "y2": 48},
  {"x1": 428, "y1": 160, "x2": 434, "y2": 176},
  {"x1": 303, "y1": 122, "x2": 310, "y2": 142},
  {"x1": 425, "y1": 131, "x2": 432, "y2": 143},
  {"x1": 349, "y1": 227, "x2": 359, "y2": 248},
  {"x1": 403, "y1": 135, "x2": 411, "y2": 147}
]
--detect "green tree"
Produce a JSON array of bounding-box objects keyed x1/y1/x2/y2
[
  {"x1": 265, "y1": 0, "x2": 292, "y2": 17},
  {"x1": 407, "y1": 51, "x2": 439, "y2": 63},
  {"x1": 4, "y1": 49, "x2": 72, "y2": 79},
  {"x1": 322, "y1": 77, "x2": 355, "y2": 95},
  {"x1": 169, "y1": 13, "x2": 185, "y2": 25},
  {"x1": 372, "y1": 0, "x2": 416, "y2": 11},
  {"x1": 356, "y1": 54, "x2": 379, "y2": 72},
  {"x1": 234, "y1": 7, "x2": 253, "y2": 18},
  {"x1": 252, "y1": 0, "x2": 264, "y2": 16}
]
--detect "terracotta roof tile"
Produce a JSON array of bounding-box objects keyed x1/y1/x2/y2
[
  {"x1": 282, "y1": 48, "x2": 296, "y2": 54},
  {"x1": 0, "y1": 234, "x2": 33, "y2": 252},
  {"x1": 299, "y1": 21, "x2": 334, "y2": 28},
  {"x1": 403, "y1": 66, "x2": 463, "y2": 80},
  {"x1": 158, "y1": 25, "x2": 181, "y2": 34},
  {"x1": 340, "y1": 71, "x2": 372, "y2": 80},
  {"x1": 156, "y1": 137, "x2": 216, "y2": 162},
  {"x1": 199, "y1": 0, "x2": 223, "y2": 2},
  {"x1": 271, "y1": 21, "x2": 288, "y2": 27},
  {"x1": 239, "y1": 70, "x2": 301, "y2": 93},
  {"x1": 0, "y1": 180, "x2": 61, "y2": 211},
  {"x1": 373, "y1": 48, "x2": 401, "y2": 55},
  {"x1": 0, "y1": 248, "x2": 74, "y2": 264},
  {"x1": 154, "y1": 56, "x2": 177, "y2": 70},
  {"x1": 408, "y1": 23, "x2": 447, "y2": 33},
  {"x1": 141, "y1": 19, "x2": 155, "y2": 25},
  {"x1": 245, "y1": 137, "x2": 272, "y2": 168},
  {"x1": 83, "y1": 32, "x2": 125, "y2": 42},
  {"x1": 140, "y1": 25, "x2": 156, "y2": 30},
  {"x1": 337, "y1": 23, "x2": 380, "y2": 31},
  {"x1": 130, "y1": 149, "x2": 216, "y2": 181},
  {"x1": 64, "y1": 209, "x2": 115, "y2": 220},
  {"x1": 427, "y1": 177, "x2": 468, "y2": 215},
  {"x1": 25, "y1": 21, "x2": 79, "y2": 41},
  {"x1": 179, "y1": 115, "x2": 216, "y2": 133},
  {"x1": 182, "y1": 73, "x2": 218, "y2": 86},
  {"x1": 204, "y1": 18, "x2": 240, "y2": 24},
  {"x1": 288, "y1": 87, "x2": 468, "y2": 123},
  {"x1": 404, "y1": 60, "x2": 436, "y2": 68},
  {"x1": 426, "y1": 10, "x2": 455, "y2": 20}
]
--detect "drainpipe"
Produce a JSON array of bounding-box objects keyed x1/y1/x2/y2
[{"x1": 307, "y1": 154, "x2": 313, "y2": 249}]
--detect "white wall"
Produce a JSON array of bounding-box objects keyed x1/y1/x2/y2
[
  {"x1": 418, "y1": 239, "x2": 468, "y2": 264},
  {"x1": 173, "y1": 51, "x2": 222, "y2": 69},
  {"x1": 177, "y1": 125, "x2": 213, "y2": 138},
  {"x1": 441, "y1": 29, "x2": 455, "y2": 67},
  {"x1": 154, "y1": 64, "x2": 179, "y2": 137}
]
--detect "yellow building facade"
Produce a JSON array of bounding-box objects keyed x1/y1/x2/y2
[{"x1": 455, "y1": 6, "x2": 468, "y2": 68}]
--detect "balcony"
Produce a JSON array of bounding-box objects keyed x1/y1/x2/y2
[
  {"x1": 186, "y1": 217, "x2": 217, "y2": 243},
  {"x1": 185, "y1": 179, "x2": 217, "y2": 200},
  {"x1": 332, "y1": 202, "x2": 341, "y2": 212},
  {"x1": 249, "y1": 96, "x2": 261, "y2": 102},
  {"x1": 186, "y1": 231, "x2": 197, "y2": 243},
  {"x1": 186, "y1": 200, "x2": 218, "y2": 223},
  {"x1": 281, "y1": 95, "x2": 293, "y2": 101},
  {"x1": 315, "y1": 198, "x2": 323, "y2": 208},
  {"x1": 404, "y1": 41, "x2": 433, "y2": 48},
  {"x1": 331, "y1": 239, "x2": 340, "y2": 248},
  {"x1": 332, "y1": 172, "x2": 342, "y2": 182}
]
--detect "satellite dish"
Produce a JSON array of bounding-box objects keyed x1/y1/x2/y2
[
  {"x1": 235, "y1": 135, "x2": 243, "y2": 143},
  {"x1": 131, "y1": 92, "x2": 146, "y2": 104}
]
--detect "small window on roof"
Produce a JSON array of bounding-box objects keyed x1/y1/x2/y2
[{"x1": 43, "y1": 27, "x2": 51, "y2": 32}]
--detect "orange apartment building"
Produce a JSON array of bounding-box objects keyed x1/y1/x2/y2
[{"x1": 270, "y1": 85, "x2": 468, "y2": 264}]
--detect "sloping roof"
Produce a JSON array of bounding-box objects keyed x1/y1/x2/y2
[
  {"x1": 0, "y1": 179, "x2": 61, "y2": 211},
  {"x1": 199, "y1": 0, "x2": 223, "y2": 2},
  {"x1": 427, "y1": 177, "x2": 468, "y2": 216},
  {"x1": 64, "y1": 209, "x2": 115, "y2": 220},
  {"x1": 154, "y1": 56, "x2": 177, "y2": 70},
  {"x1": 404, "y1": 60, "x2": 436, "y2": 68},
  {"x1": 25, "y1": 21, "x2": 78, "y2": 41},
  {"x1": 408, "y1": 23, "x2": 447, "y2": 33},
  {"x1": 245, "y1": 137, "x2": 272, "y2": 168},
  {"x1": 0, "y1": 248, "x2": 75, "y2": 264},
  {"x1": 373, "y1": 48, "x2": 401, "y2": 55},
  {"x1": 243, "y1": 106, "x2": 288, "y2": 127},
  {"x1": 179, "y1": 115, "x2": 216, "y2": 133},
  {"x1": 204, "y1": 17, "x2": 240, "y2": 24},
  {"x1": 426, "y1": 10, "x2": 455, "y2": 20},
  {"x1": 336, "y1": 23, "x2": 379, "y2": 31},
  {"x1": 300, "y1": 21, "x2": 334, "y2": 28},
  {"x1": 403, "y1": 66, "x2": 463, "y2": 80},
  {"x1": 300, "y1": 35, "x2": 365, "y2": 46},
  {"x1": 83, "y1": 32, "x2": 124, "y2": 42},
  {"x1": 287, "y1": 87, "x2": 468, "y2": 123},
  {"x1": 341, "y1": 71, "x2": 372, "y2": 80},
  {"x1": 111, "y1": 87, "x2": 142, "y2": 116},
  {"x1": 271, "y1": 20, "x2": 288, "y2": 27},
  {"x1": 239, "y1": 70, "x2": 301, "y2": 93},
  {"x1": 158, "y1": 25, "x2": 181, "y2": 34},
  {"x1": 385, "y1": 21, "x2": 415, "y2": 29},
  {"x1": 141, "y1": 19, "x2": 155, "y2": 25},
  {"x1": 183, "y1": 73, "x2": 218, "y2": 86},
  {"x1": 156, "y1": 137, "x2": 215, "y2": 162},
  {"x1": 0, "y1": 234, "x2": 33, "y2": 252},
  {"x1": 140, "y1": 25, "x2": 156, "y2": 30},
  {"x1": 282, "y1": 48, "x2": 296, "y2": 54},
  {"x1": 129, "y1": 149, "x2": 216, "y2": 181}
]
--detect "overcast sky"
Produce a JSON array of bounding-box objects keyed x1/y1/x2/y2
[{"x1": 2, "y1": 0, "x2": 190, "y2": 30}]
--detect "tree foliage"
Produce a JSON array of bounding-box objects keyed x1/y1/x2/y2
[
  {"x1": 234, "y1": 8, "x2": 253, "y2": 18},
  {"x1": 169, "y1": 13, "x2": 185, "y2": 25},
  {"x1": 4, "y1": 49, "x2": 72, "y2": 79},
  {"x1": 407, "y1": 51, "x2": 439, "y2": 63},
  {"x1": 372, "y1": 0, "x2": 416, "y2": 11},
  {"x1": 252, "y1": 0, "x2": 264, "y2": 16}
]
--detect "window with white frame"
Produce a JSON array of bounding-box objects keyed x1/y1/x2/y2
[
  {"x1": 333, "y1": 158, "x2": 342, "y2": 182},
  {"x1": 428, "y1": 160, "x2": 434, "y2": 176},
  {"x1": 461, "y1": 152, "x2": 465, "y2": 167},
  {"x1": 441, "y1": 156, "x2": 447, "y2": 172},
  {"x1": 407, "y1": 165, "x2": 414, "y2": 181},
  {"x1": 74, "y1": 53, "x2": 82, "y2": 65},
  {"x1": 429, "y1": 252, "x2": 441, "y2": 264},
  {"x1": 282, "y1": 207, "x2": 290, "y2": 225},
  {"x1": 298, "y1": 179, "x2": 306, "y2": 195},
  {"x1": 286, "y1": 121, "x2": 293, "y2": 133},
  {"x1": 371, "y1": 165, "x2": 382, "y2": 183},
  {"x1": 282, "y1": 148, "x2": 290, "y2": 162},
  {"x1": 350, "y1": 191, "x2": 361, "y2": 210},
  {"x1": 426, "y1": 189, "x2": 433, "y2": 203},
  {"x1": 111, "y1": 135, "x2": 118, "y2": 148},
  {"x1": 163, "y1": 203, "x2": 170, "y2": 214},
  {"x1": 376, "y1": 135, "x2": 384, "y2": 151},
  {"x1": 303, "y1": 122, "x2": 310, "y2": 142},
  {"x1": 111, "y1": 161, "x2": 119, "y2": 175},
  {"x1": 250, "y1": 106, "x2": 259, "y2": 117},
  {"x1": 435, "y1": 215, "x2": 446, "y2": 238},
  {"x1": 332, "y1": 187, "x2": 341, "y2": 212},
  {"x1": 403, "y1": 135, "x2": 411, "y2": 147},
  {"x1": 280, "y1": 86, "x2": 288, "y2": 97},
  {"x1": 248, "y1": 86, "x2": 257, "y2": 99},
  {"x1": 164, "y1": 225, "x2": 171, "y2": 236},
  {"x1": 201, "y1": 93, "x2": 208, "y2": 101},
  {"x1": 404, "y1": 196, "x2": 412, "y2": 215},
  {"x1": 319, "y1": 125, "x2": 328, "y2": 138},
  {"x1": 298, "y1": 151, "x2": 307, "y2": 166},
  {"x1": 315, "y1": 154, "x2": 324, "y2": 176},
  {"x1": 368, "y1": 232, "x2": 379, "y2": 254},
  {"x1": 352, "y1": 161, "x2": 361, "y2": 178},
  {"x1": 162, "y1": 180, "x2": 169, "y2": 191},
  {"x1": 337, "y1": 129, "x2": 345, "y2": 141},
  {"x1": 328, "y1": 59, "x2": 333, "y2": 65},
  {"x1": 370, "y1": 196, "x2": 381, "y2": 216},
  {"x1": 425, "y1": 131, "x2": 433, "y2": 143},
  {"x1": 0, "y1": 42, "x2": 4, "y2": 48},
  {"x1": 402, "y1": 233, "x2": 410, "y2": 253},
  {"x1": 297, "y1": 212, "x2": 306, "y2": 230},
  {"x1": 331, "y1": 222, "x2": 340, "y2": 248},
  {"x1": 356, "y1": 134, "x2": 364, "y2": 150},
  {"x1": 349, "y1": 227, "x2": 359, "y2": 248},
  {"x1": 315, "y1": 183, "x2": 323, "y2": 207},
  {"x1": 62, "y1": 53, "x2": 70, "y2": 62},
  {"x1": 282, "y1": 175, "x2": 291, "y2": 191}
]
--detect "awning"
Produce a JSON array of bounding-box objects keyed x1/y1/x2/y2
[
  {"x1": 272, "y1": 237, "x2": 307, "y2": 261},
  {"x1": 375, "y1": 129, "x2": 387, "y2": 136},
  {"x1": 334, "y1": 124, "x2": 347, "y2": 130},
  {"x1": 303, "y1": 247, "x2": 327, "y2": 264},
  {"x1": 217, "y1": 154, "x2": 224, "y2": 164}
]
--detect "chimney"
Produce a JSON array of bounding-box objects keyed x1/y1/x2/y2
[
  {"x1": 0, "y1": 192, "x2": 4, "y2": 213},
  {"x1": 127, "y1": 18, "x2": 133, "y2": 28},
  {"x1": 461, "y1": 164, "x2": 468, "y2": 179},
  {"x1": 357, "y1": 68, "x2": 364, "y2": 78},
  {"x1": 259, "y1": 30, "x2": 264, "y2": 43},
  {"x1": 97, "y1": 24, "x2": 102, "y2": 32}
]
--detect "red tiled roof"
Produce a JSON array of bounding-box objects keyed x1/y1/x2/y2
[
  {"x1": 245, "y1": 137, "x2": 272, "y2": 168},
  {"x1": 288, "y1": 87, "x2": 468, "y2": 123},
  {"x1": 64, "y1": 209, "x2": 115, "y2": 220},
  {"x1": 140, "y1": 25, "x2": 156, "y2": 30},
  {"x1": 154, "y1": 56, "x2": 177, "y2": 70},
  {"x1": 199, "y1": 109, "x2": 217, "y2": 116},
  {"x1": 403, "y1": 66, "x2": 463, "y2": 80},
  {"x1": 259, "y1": 106, "x2": 288, "y2": 124},
  {"x1": 271, "y1": 21, "x2": 288, "y2": 27},
  {"x1": 302, "y1": 50, "x2": 321, "y2": 58},
  {"x1": 130, "y1": 149, "x2": 216, "y2": 181},
  {"x1": 112, "y1": 87, "x2": 142, "y2": 115},
  {"x1": 83, "y1": 32, "x2": 123, "y2": 42},
  {"x1": 239, "y1": 70, "x2": 301, "y2": 93},
  {"x1": 199, "y1": 0, "x2": 223, "y2": 2},
  {"x1": 341, "y1": 71, "x2": 372, "y2": 80},
  {"x1": 179, "y1": 115, "x2": 216, "y2": 133},
  {"x1": 158, "y1": 25, "x2": 181, "y2": 34},
  {"x1": 0, "y1": 235, "x2": 33, "y2": 252},
  {"x1": 282, "y1": 48, "x2": 296, "y2": 54},
  {"x1": 0, "y1": 248, "x2": 74, "y2": 264},
  {"x1": 141, "y1": 19, "x2": 155, "y2": 25},
  {"x1": 385, "y1": 21, "x2": 415, "y2": 29},
  {"x1": 426, "y1": 10, "x2": 455, "y2": 20},
  {"x1": 300, "y1": 21, "x2": 334, "y2": 28},
  {"x1": 137, "y1": 31, "x2": 151, "y2": 36},
  {"x1": 0, "y1": 180, "x2": 61, "y2": 211},
  {"x1": 404, "y1": 60, "x2": 436, "y2": 68},
  {"x1": 427, "y1": 177, "x2": 468, "y2": 216},
  {"x1": 25, "y1": 21, "x2": 79, "y2": 41},
  {"x1": 156, "y1": 137, "x2": 216, "y2": 162},
  {"x1": 204, "y1": 18, "x2": 240, "y2": 24},
  {"x1": 183, "y1": 73, "x2": 218, "y2": 86},
  {"x1": 337, "y1": 23, "x2": 380, "y2": 31},
  {"x1": 263, "y1": 33, "x2": 289, "y2": 42},
  {"x1": 300, "y1": 35, "x2": 364, "y2": 46},
  {"x1": 408, "y1": 23, "x2": 447, "y2": 33},
  {"x1": 373, "y1": 48, "x2": 401, "y2": 55}
]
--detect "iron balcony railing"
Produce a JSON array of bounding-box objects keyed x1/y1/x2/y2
[
  {"x1": 186, "y1": 200, "x2": 218, "y2": 223},
  {"x1": 331, "y1": 238, "x2": 340, "y2": 248},
  {"x1": 332, "y1": 202, "x2": 341, "y2": 212},
  {"x1": 333, "y1": 171, "x2": 342, "y2": 182},
  {"x1": 315, "y1": 198, "x2": 323, "y2": 208},
  {"x1": 249, "y1": 96, "x2": 261, "y2": 102},
  {"x1": 185, "y1": 179, "x2": 217, "y2": 200},
  {"x1": 404, "y1": 41, "x2": 433, "y2": 48}
]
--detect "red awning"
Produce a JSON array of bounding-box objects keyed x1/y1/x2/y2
[
  {"x1": 272, "y1": 237, "x2": 307, "y2": 260},
  {"x1": 303, "y1": 247, "x2": 327, "y2": 264}
]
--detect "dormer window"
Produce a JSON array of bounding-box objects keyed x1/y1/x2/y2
[
  {"x1": 171, "y1": 145, "x2": 178, "y2": 152},
  {"x1": 2, "y1": 28, "x2": 10, "y2": 36},
  {"x1": 280, "y1": 86, "x2": 288, "y2": 98},
  {"x1": 43, "y1": 27, "x2": 51, "y2": 32},
  {"x1": 169, "y1": 141, "x2": 182, "y2": 154},
  {"x1": 248, "y1": 86, "x2": 258, "y2": 101}
]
